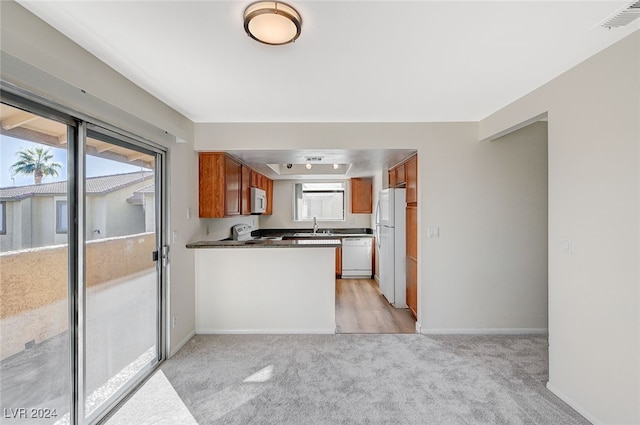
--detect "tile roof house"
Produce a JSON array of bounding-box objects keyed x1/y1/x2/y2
[{"x1": 0, "y1": 171, "x2": 154, "y2": 251}]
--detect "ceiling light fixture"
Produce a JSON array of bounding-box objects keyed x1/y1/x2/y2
[
  {"x1": 243, "y1": 1, "x2": 302, "y2": 46},
  {"x1": 305, "y1": 163, "x2": 312, "y2": 170},
  {"x1": 333, "y1": 163, "x2": 339, "y2": 170}
]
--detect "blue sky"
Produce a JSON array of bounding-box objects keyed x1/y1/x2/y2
[{"x1": 1, "y1": 135, "x2": 150, "y2": 187}]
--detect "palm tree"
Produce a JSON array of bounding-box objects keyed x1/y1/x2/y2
[{"x1": 9, "y1": 146, "x2": 62, "y2": 184}]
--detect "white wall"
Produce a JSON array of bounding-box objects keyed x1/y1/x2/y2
[
  {"x1": 0, "y1": 0, "x2": 200, "y2": 357},
  {"x1": 259, "y1": 179, "x2": 372, "y2": 230},
  {"x1": 480, "y1": 32, "x2": 640, "y2": 425},
  {"x1": 422, "y1": 121, "x2": 548, "y2": 332}
]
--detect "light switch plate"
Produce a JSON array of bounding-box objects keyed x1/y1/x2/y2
[
  {"x1": 561, "y1": 238, "x2": 573, "y2": 253},
  {"x1": 427, "y1": 226, "x2": 440, "y2": 238}
]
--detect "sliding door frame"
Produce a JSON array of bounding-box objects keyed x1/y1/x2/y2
[{"x1": 1, "y1": 84, "x2": 169, "y2": 425}]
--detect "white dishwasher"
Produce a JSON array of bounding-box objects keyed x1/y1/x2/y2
[{"x1": 341, "y1": 237, "x2": 373, "y2": 278}]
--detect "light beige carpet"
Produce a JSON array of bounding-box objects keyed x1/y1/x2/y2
[
  {"x1": 145, "y1": 334, "x2": 590, "y2": 425},
  {"x1": 105, "y1": 370, "x2": 197, "y2": 425}
]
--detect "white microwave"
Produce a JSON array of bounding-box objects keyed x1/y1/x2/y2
[{"x1": 251, "y1": 187, "x2": 267, "y2": 214}]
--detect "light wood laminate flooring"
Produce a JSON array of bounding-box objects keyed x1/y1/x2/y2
[{"x1": 336, "y1": 279, "x2": 416, "y2": 334}]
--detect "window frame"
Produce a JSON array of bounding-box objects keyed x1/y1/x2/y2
[
  {"x1": 293, "y1": 181, "x2": 346, "y2": 222},
  {"x1": 55, "y1": 199, "x2": 68, "y2": 234},
  {"x1": 0, "y1": 201, "x2": 6, "y2": 235}
]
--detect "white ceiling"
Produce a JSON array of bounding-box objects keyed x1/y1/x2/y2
[
  {"x1": 14, "y1": 1, "x2": 640, "y2": 177},
  {"x1": 18, "y1": 0, "x2": 639, "y2": 124}
]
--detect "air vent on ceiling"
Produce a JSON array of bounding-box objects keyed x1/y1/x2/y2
[{"x1": 601, "y1": 0, "x2": 640, "y2": 28}]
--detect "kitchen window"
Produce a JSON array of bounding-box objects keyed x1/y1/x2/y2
[{"x1": 294, "y1": 182, "x2": 345, "y2": 221}]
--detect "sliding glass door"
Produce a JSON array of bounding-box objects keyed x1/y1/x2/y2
[
  {"x1": 0, "y1": 102, "x2": 73, "y2": 424},
  {"x1": 0, "y1": 93, "x2": 167, "y2": 425},
  {"x1": 83, "y1": 127, "x2": 162, "y2": 423}
]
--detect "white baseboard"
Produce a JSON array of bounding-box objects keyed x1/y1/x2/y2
[
  {"x1": 196, "y1": 328, "x2": 336, "y2": 335},
  {"x1": 546, "y1": 381, "x2": 600, "y2": 425},
  {"x1": 170, "y1": 330, "x2": 195, "y2": 358},
  {"x1": 421, "y1": 328, "x2": 548, "y2": 335},
  {"x1": 415, "y1": 321, "x2": 422, "y2": 333}
]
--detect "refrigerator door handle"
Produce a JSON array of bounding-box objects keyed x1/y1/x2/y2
[{"x1": 374, "y1": 200, "x2": 381, "y2": 249}]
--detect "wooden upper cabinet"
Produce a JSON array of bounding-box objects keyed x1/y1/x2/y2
[
  {"x1": 241, "y1": 165, "x2": 252, "y2": 215},
  {"x1": 199, "y1": 152, "x2": 226, "y2": 218},
  {"x1": 200, "y1": 152, "x2": 273, "y2": 217},
  {"x1": 351, "y1": 177, "x2": 373, "y2": 213},
  {"x1": 198, "y1": 152, "x2": 244, "y2": 218},
  {"x1": 224, "y1": 156, "x2": 242, "y2": 216},
  {"x1": 388, "y1": 169, "x2": 396, "y2": 188},
  {"x1": 405, "y1": 155, "x2": 418, "y2": 204},
  {"x1": 395, "y1": 163, "x2": 406, "y2": 186},
  {"x1": 265, "y1": 178, "x2": 274, "y2": 215},
  {"x1": 389, "y1": 163, "x2": 406, "y2": 188},
  {"x1": 259, "y1": 174, "x2": 268, "y2": 191}
]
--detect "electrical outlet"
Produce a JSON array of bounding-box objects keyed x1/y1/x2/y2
[
  {"x1": 172, "y1": 315, "x2": 178, "y2": 329},
  {"x1": 205, "y1": 225, "x2": 210, "y2": 236}
]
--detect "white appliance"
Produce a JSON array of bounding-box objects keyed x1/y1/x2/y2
[
  {"x1": 342, "y1": 237, "x2": 373, "y2": 278},
  {"x1": 232, "y1": 223, "x2": 254, "y2": 241},
  {"x1": 375, "y1": 188, "x2": 406, "y2": 308},
  {"x1": 251, "y1": 187, "x2": 267, "y2": 214}
]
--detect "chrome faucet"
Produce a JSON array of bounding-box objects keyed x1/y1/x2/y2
[{"x1": 313, "y1": 216, "x2": 319, "y2": 235}]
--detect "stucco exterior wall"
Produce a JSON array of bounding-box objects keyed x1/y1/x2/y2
[{"x1": 0, "y1": 232, "x2": 155, "y2": 320}]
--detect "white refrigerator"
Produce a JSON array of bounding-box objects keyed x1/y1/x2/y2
[{"x1": 375, "y1": 188, "x2": 406, "y2": 308}]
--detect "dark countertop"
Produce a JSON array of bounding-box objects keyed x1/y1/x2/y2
[
  {"x1": 257, "y1": 228, "x2": 374, "y2": 239},
  {"x1": 186, "y1": 227, "x2": 372, "y2": 249},
  {"x1": 186, "y1": 239, "x2": 342, "y2": 249}
]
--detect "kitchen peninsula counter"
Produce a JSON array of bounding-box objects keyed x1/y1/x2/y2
[{"x1": 191, "y1": 239, "x2": 337, "y2": 334}]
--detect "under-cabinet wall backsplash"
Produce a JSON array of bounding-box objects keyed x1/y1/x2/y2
[{"x1": 199, "y1": 215, "x2": 258, "y2": 241}]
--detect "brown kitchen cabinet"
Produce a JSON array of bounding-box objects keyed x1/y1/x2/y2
[
  {"x1": 199, "y1": 153, "x2": 225, "y2": 218},
  {"x1": 405, "y1": 155, "x2": 418, "y2": 204},
  {"x1": 198, "y1": 152, "x2": 242, "y2": 218},
  {"x1": 224, "y1": 156, "x2": 242, "y2": 216},
  {"x1": 350, "y1": 177, "x2": 373, "y2": 213},
  {"x1": 200, "y1": 152, "x2": 276, "y2": 217},
  {"x1": 335, "y1": 246, "x2": 342, "y2": 277},
  {"x1": 406, "y1": 204, "x2": 418, "y2": 317},
  {"x1": 265, "y1": 178, "x2": 273, "y2": 215},
  {"x1": 406, "y1": 257, "x2": 417, "y2": 317},
  {"x1": 241, "y1": 165, "x2": 252, "y2": 215},
  {"x1": 395, "y1": 163, "x2": 406, "y2": 186},
  {"x1": 388, "y1": 162, "x2": 406, "y2": 188}
]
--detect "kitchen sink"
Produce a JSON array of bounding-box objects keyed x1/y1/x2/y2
[{"x1": 292, "y1": 232, "x2": 334, "y2": 237}]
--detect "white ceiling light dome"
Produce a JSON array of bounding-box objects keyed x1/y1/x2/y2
[{"x1": 244, "y1": 1, "x2": 302, "y2": 46}]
